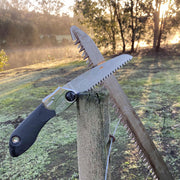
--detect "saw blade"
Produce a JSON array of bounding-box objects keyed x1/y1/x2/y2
[
  {"x1": 64, "y1": 54, "x2": 132, "y2": 93},
  {"x1": 70, "y1": 25, "x2": 173, "y2": 180},
  {"x1": 43, "y1": 54, "x2": 132, "y2": 115},
  {"x1": 71, "y1": 25, "x2": 104, "y2": 66}
]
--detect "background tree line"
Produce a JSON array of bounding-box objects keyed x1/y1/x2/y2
[
  {"x1": 0, "y1": 0, "x2": 78, "y2": 48},
  {"x1": 74, "y1": 0, "x2": 180, "y2": 53},
  {"x1": 0, "y1": 0, "x2": 179, "y2": 52}
]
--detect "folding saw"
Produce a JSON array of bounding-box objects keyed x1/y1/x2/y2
[{"x1": 9, "y1": 53, "x2": 132, "y2": 157}]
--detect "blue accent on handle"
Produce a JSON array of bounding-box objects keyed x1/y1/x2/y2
[{"x1": 9, "y1": 103, "x2": 56, "y2": 157}]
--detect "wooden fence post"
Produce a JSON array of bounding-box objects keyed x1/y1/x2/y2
[{"x1": 76, "y1": 91, "x2": 111, "y2": 180}]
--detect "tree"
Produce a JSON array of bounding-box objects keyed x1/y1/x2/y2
[
  {"x1": 74, "y1": 0, "x2": 118, "y2": 53},
  {"x1": 0, "y1": 6, "x2": 41, "y2": 47},
  {"x1": 0, "y1": 0, "x2": 11, "y2": 9},
  {"x1": 74, "y1": 0, "x2": 152, "y2": 53},
  {"x1": 111, "y1": 0, "x2": 127, "y2": 52},
  {"x1": 36, "y1": 0, "x2": 64, "y2": 16},
  {"x1": 153, "y1": 0, "x2": 180, "y2": 51},
  {"x1": 0, "y1": 1, "x2": 75, "y2": 47},
  {"x1": 114, "y1": 0, "x2": 152, "y2": 52},
  {"x1": 99, "y1": 0, "x2": 117, "y2": 53},
  {"x1": 153, "y1": 0, "x2": 161, "y2": 49}
]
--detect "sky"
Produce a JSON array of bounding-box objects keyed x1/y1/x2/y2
[
  {"x1": 26, "y1": 0, "x2": 75, "y2": 17},
  {"x1": 61, "y1": 0, "x2": 75, "y2": 16}
]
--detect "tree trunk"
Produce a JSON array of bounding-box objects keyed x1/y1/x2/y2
[
  {"x1": 111, "y1": 27, "x2": 116, "y2": 54},
  {"x1": 156, "y1": 25, "x2": 162, "y2": 51},
  {"x1": 109, "y1": 3, "x2": 116, "y2": 54},
  {"x1": 131, "y1": 0, "x2": 135, "y2": 52},
  {"x1": 113, "y1": 2, "x2": 126, "y2": 53},
  {"x1": 153, "y1": 0, "x2": 161, "y2": 50},
  {"x1": 117, "y1": 15, "x2": 126, "y2": 53},
  {"x1": 153, "y1": 11, "x2": 160, "y2": 49},
  {"x1": 131, "y1": 30, "x2": 135, "y2": 53},
  {"x1": 156, "y1": 14, "x2": 166, "y2": 51}
]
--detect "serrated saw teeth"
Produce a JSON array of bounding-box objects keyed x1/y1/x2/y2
[
  {"x1": 83, "y1": 53, "x2": 89, "y2": 60},
  {"x1": 71, "y1": 25, "x2": 105, "y2": 66},
  {"x1": 113, "y1": 102, "x2": 159, "y2": 179},
  {"x1": 129, "y1": 133, "x2": 133, "y2": 138},
  {"x1": 86, "y1": 59, "x2": 89, "y2": 64},
  {"x1": 74, "y1": 37, "x2": 91, "y2": 64},
  {"x1": 74, "y1": 39, "x2": 80, "y2": 45},
  {"x1": 79, "y1": 46, "x2": 85, "y2": 52},
  {"x1": 88, "y1": 62, "x2": 93, "y2": 68},
  {"x1": 134, "y1": 141, "x2": 137, "y2": 146},
  {"x1": 78, "y1": 43, "x2": 81, "y2": 49},
  {"x1": 82, "y1": 51, "x2": 85, "y2": 57},
  {"x1": 138, "y1": 149, "x2": 142, "y2": 154}
]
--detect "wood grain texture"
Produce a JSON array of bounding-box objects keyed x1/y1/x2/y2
[{"x1": 76, "y1": 91, "x2": 110, "y2": 180}]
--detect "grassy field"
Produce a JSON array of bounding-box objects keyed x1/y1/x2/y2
[
  {"x1": 4, "y1": 45, "x2": 82, "y2": 70},
  {"x1": 0, "y1": 45, "x2": 179, "y2": 179}
]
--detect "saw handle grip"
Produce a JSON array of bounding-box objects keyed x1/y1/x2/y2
[{"x1": 9, "y1": 103, "x2": 56, "y2": 157}]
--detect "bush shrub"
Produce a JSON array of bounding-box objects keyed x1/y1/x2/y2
[{"x1": 0, "y1": 49, "x2": 8, "y2": 71}]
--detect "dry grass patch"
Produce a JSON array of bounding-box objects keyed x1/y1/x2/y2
[{"x1": 5, "y1": 45, "x2": 82, "y2": 70}]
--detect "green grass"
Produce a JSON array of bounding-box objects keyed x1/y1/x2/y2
[
  {"x1": 113, "y1": 55, "x2": 180, "y2": 179},
  {"x1": 0, "y1": 51, "x2": 179, "y2": 179},
  {"x1": 0, "y1": 58, "x2": 85, "y2": 180}
]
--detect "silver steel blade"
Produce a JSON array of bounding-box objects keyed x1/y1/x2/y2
[
  {"x1": 43, "y1": 54, "x2": 132, "y2": 114},
  {"x1": 64, "y1": 54, "x2": 132, "y2": 93}
]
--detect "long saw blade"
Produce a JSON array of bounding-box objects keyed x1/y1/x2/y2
[
  {"x1": 70, "y1": 25, "x2": 173, "y2": 180},
  {"x1": 71, "y1": 25, "x2": 104, "y2": 66}
]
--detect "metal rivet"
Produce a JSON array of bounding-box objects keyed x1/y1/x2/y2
[{"x1": 12, "y1": 136, "x2": 20, "y2": 144}]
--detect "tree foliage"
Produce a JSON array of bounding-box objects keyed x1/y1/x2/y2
[
  {"x1": 0, "y1": 0, "x2": 179, "y2": 52},
  {"x1": 74, "y1": 0, "x2": 118, "y2": 53},
  {"x1": 36, "y1": 0, "x2": 64, "y2": 15},
  {"x1": 0, "y1": 49, "x2": 8, "y2": 71},
  {"x1": 74, "y1": 0, "x2": 153, "y2": 52},
  {"x1": 74, "y1": 0, "x2": 180, "y2": 53},
  {"x1": 153, "y1": 0, "x2": 180, "y2": 51},
  {"x1": 122, "y1": 0, "x2": 153, "y2": 52},
  {"x1": 0, "y1": 0, "x2": 79, "y2": 48}
]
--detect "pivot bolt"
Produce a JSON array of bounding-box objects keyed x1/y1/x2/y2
[{"x1": 65, "y1": 91, "x2": 77, "y2": 102}]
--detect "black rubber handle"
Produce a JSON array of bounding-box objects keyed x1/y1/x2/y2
[{"x1": 9, "y1": 103, "x2": 56, "y2": 157}]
